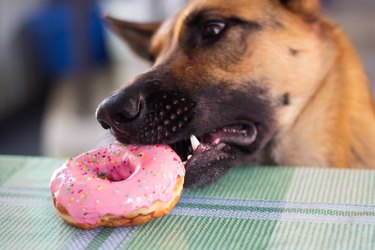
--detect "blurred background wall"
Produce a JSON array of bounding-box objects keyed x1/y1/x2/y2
[{"x1": 0, "y1": 0, "x2": 374, "y2": 157}]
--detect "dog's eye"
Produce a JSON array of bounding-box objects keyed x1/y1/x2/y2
[{"x1": 201, "y1": 21, "x2": 226, "y2": 41}]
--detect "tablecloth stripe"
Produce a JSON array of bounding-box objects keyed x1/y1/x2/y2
[
  {"x1": 3, "y1": 186, "x2": 375, "y2": 213},
  {"x1": 266, "y1": 221, "x2": 375, "y2": 250},
  {"x1": 0, "y1": 197, "x2": 50, "y2": 207},
  {"x1": 1, "y1": 156, "x2": 63, "y2": 189},
  {"x1": 0, "y1": 186, "x2": 49, "y2": 196},
  {"x1": 85, "y1": 228, "x2": 116, "y2": 249},
  {"x1": 180, "y1": 196, "x2": 375, "y2": 211},
  {"x1": 179, "y1": 197, "x2": 375, "y2": 213},
  {"x1": 98, "y1": 227, "x2": 138, "y2": 249},
  {"x1": 61, "y1": 228, "x2": 102, "y2": 250},
  {"x1": 285, "y1": 168, "x2": 375, "y2": 204},
  {"x1": 124, "y1": 215, "x2": 279, "y2": 250},
  {"x1": 0, "y1": 156, "x2": 29, "y2": 184}
]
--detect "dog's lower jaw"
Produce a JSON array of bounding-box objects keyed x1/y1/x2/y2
[
  {"x1": 182, "y1": 123, "x2": 262, "y2": 188},
  {"x1": 183, "y1": 142, "x2": 237, "y2": 188}
]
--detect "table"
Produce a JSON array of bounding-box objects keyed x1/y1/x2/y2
[{"x1": 1, "y1": 155, "x2": 375, "y2": 249}]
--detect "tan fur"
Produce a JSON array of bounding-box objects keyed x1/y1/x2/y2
[
  {"x1": 106, "y1": 0, "x2": 375, "y2": 168},
  {"x1": 271, "y1": 20, "x2": 375, "y2": 168}
]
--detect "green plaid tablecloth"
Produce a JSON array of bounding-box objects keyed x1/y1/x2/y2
[{"x1": 1, "y1": 155, "x2": 375, "y2": 249}]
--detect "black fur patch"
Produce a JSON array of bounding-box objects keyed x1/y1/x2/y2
[
  {"x1": 280, "y1": 0, "x2": 289, "y2": 5},
  {"x1": 289, "y1": 48, "x2": 299, "y2": 56},
  {"x1": 282, "y1": 92, "x2": 290, "y2": 106}
]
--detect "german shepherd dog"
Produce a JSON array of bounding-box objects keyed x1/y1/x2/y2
[{"x1": 96, "y1": 0, "x2": 375, "y2": 188}]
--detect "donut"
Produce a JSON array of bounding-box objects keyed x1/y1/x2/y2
[{"x1": 50, "y1": 144, "x2": 185, "y2": 229}]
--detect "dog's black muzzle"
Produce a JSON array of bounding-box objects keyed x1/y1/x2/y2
[{"x1": 96, "y1": 73, "x2": 196, "y2": 145}]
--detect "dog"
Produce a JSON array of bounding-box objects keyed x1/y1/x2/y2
[{"x1": 96, "y1": 0, "x2": 375, "y2": 188}]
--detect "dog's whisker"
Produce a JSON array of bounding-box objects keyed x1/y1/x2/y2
[{"x1": 95, "y1": 132, "x2": 115, "y2": 145}]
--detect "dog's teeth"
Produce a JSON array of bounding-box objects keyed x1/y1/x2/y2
[
  {"x1": 190, "y1": 135, "x2": 200, "y2": 151},
  {"x1": 182, "y1": 155, "x2": 192, "y2": 165}
]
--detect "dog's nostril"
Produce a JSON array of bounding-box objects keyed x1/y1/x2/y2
[
  {"x1": 123, "y1": 98, "x2": 142, "y2": 120},
  {"x1": 113, "y1": 113, "x2": 128, "y2": 124},
  {"x1": 99, "y1": 120, "x2": 111, "y2": 130}
]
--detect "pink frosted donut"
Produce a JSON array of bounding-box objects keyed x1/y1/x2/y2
[{"x1": 50, "y1": 144, "x2": 185, "y2": 229}]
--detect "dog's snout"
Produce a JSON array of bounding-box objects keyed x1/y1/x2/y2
[{"x1": 96, "y1": 91, "x2": 142, "y2": 130}]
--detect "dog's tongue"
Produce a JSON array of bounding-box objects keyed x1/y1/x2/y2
[
  {"x1": 185, "y1": 123, "x2": 257, "y2": 165},
  {"x1": 205, "y1": 124, "x2": 257, "y2": 148}
]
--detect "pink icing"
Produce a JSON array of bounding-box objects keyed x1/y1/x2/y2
[{"x1": 49, "y1": 144, "x2": 185, "y2": 225}]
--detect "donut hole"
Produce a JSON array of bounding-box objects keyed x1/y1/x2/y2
[{"x1": 93, "y1": 163, "x2": 136, "y2": 182}]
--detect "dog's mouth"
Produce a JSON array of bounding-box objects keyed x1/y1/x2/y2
[
  {"x1": 97, "y1": 85, "x2": 274, "y2": 187},
  {"x1": 170, "y1": 122, "x2": 257, "y2": 169}
]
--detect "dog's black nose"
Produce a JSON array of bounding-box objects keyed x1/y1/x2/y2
[{"x1": 96, "y1": 90, "x2": 142, "y2": 130}]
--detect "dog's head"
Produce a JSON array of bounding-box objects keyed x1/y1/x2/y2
[{"x1": 96, "y1": 0, "x2": 335, "y2": 187}]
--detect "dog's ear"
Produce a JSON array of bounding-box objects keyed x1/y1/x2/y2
[
  {"x1": 104, "y1": 14, "x2": 162, "y2": 60},
  {"x1": 279, "y1": 0, "x2": 321, "y2": 21}
]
